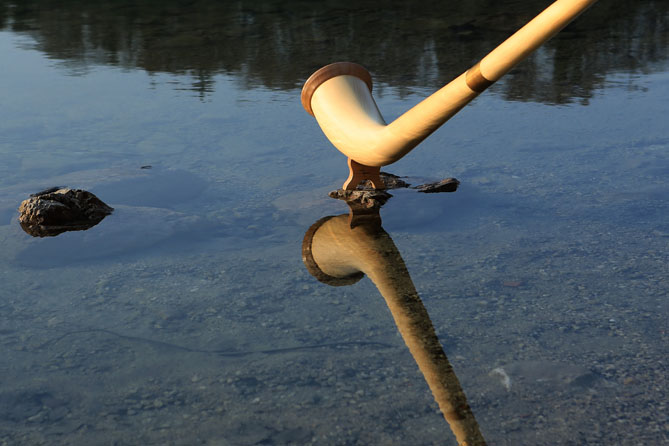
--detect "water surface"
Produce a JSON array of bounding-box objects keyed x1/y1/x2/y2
[{"x1": 1, "y1": 1, "x2": 668, "y2": 445}]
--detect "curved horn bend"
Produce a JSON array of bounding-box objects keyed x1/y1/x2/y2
[{"x1": 302, "y1": 0, "x2": 598, "y2": 168}]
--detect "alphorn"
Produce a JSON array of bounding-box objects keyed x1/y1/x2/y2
[
  {"x1": 301, "y1": 0, "x2": 598, "y2": 189},
  {"x1": 303, "y1": 212, "x2": 487, "y2": 446}
]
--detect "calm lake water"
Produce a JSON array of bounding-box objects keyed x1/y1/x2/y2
[{"x1": 1, "y1": 1, "x2": 668, "y2": 445}]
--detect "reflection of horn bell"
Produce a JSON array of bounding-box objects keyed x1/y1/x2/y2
[
  {"x1": 303, "y1": 213, "x2": 487, "y2": 446},
  {"x1": 302, "y1": 0, "x2": 598, "y2": 169}
]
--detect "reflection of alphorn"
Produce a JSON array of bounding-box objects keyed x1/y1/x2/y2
[
  {"x1": 303, "y1": 213, "x2": 486, "y2": 446},
  {"x1": 302, "y1": 0, "x2": 598, "y2": 189}
]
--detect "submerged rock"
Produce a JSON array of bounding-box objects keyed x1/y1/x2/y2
[
  {"x1": 18, "y1": 188, "x2": 114, "y2": 237},
  {"x1": 360, "y1": 172, "x2": 460, "y2": 193},
  {"x1": 360, "y1": 172, "x2": 411, "y2": 190},
  {"x1": 330, "y1": 172, "x2": 459, "y2": 209},
  {"x1": 328, "y1": 189, "x2": 393, "y2": 209},
  {"x1": 415, "y1": 178, "x2": 460, "y2": 193}
]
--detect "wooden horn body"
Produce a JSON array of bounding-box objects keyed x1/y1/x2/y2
[{"x1": 301, "y1": 0, "x2": 598, "y2": 168}]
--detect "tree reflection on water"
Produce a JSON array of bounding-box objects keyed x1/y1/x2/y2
[{"x1": 1, "y1": 0, "x2": 667, "y2": 103}]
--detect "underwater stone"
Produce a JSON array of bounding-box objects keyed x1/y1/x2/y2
[
  {"x1": 361, "y1": 172, "x2": 460, "y2": 193},
  {"x1": 329, "y1": 172, "x2": 460, "y2": 209},
  {"x1": 18, "y1": 188, "x2": 114, "y2": 237},
  {"x1": 360, "y1": 172, "x2": 411, "y2": 190},
  {"x1": 328, "y1": 189, "x2": 393, "y2": 209},
  {"x1": 415, "y1": 178, "x2": 460, "y2": 193}
]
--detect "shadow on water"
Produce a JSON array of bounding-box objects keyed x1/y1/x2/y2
[
  {"x1": 1, "y1": 0, "x2": 667, "y2": 102},
  {"x1": 12, "y1": 205, "x2": 206, "y2": 267},
  {"x1": 4, "y1": 167, "x2": 222, "y2": 267},
  {"x1": 379, "y1": 185, "x2": 517, "y2": 233}
]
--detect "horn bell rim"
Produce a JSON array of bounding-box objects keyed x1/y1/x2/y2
[{"x1": 301, "y1": 62, "x2": 373, "y2": 116}]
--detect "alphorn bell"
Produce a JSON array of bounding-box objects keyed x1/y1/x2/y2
[
  {"x1": 301, "y1": 0, "x2": 598, "y2": 190},
  {"x1": 303, "y1": 212, "x2": 487, "y2": 446}
]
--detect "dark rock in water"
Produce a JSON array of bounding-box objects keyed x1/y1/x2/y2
[
  {"x1": 328, "y1": 173, "x2": 459, "y2": 210},
  {"x1": 18, "y1": 188, "x2": 113, "y2": 237},
  {"x1": 30, "y1": 186, "x2": 67, "y2": 197},
  {"x1": 328, "y1": 189, "x2": 393, "y2": 209},
  {"x1": 360, "y1": 172, "x2": 411, "y2": 190},
  {"x1": 414, "y1": 178, "x2": 460, "y2": 193},
  {"x1": 360, "y1": 172, "x2": 460, "y2": 193}
]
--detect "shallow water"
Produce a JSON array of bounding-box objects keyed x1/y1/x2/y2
[{"x1": 1, "y1": 1, "x2": 668, "y2": 445}]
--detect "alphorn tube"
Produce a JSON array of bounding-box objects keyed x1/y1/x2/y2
[
  {"x1": 303, "y1": 214, "x2": 487, "y2": 446},
  {"x1": 302, "y1": 0, "x2": 598, "y2": 170}
]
